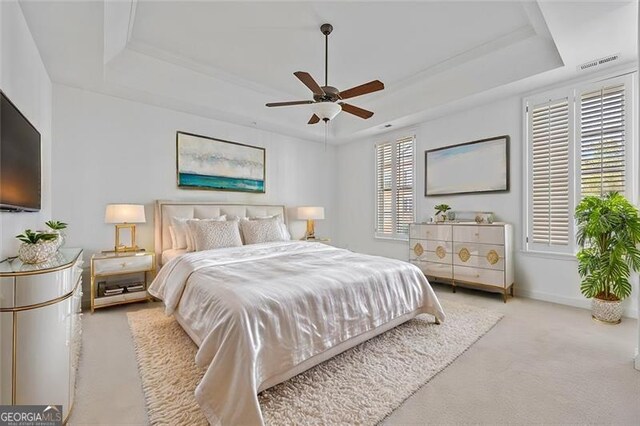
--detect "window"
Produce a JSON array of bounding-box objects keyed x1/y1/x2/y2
[
  {"x1": 529, "y1": 98, "x2": 571, "y2": 247},
  {"x1": 524, "y1": 74, "x2": 635, "y2": 255},
  {"x1": 579, "y1": 84, "x2": 626, "y2": 198},
  {"x1": 375, "y1": 136, "x2": 415, "y2": 239}
]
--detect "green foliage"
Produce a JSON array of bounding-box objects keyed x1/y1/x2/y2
[
  {"x1": 434, "y1": 204, "x2": 451, "y2": 215},
  {"x1": 16, "y1": 229, "x2": 58, "y2": 244},
  {"x1": 45, "y1": 220, "x2": 68, "y2": 230},
  {"x1": 575, "y1": 192, "x2": 640, "y2": 301}
]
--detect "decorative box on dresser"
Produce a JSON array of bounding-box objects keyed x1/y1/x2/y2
[
  {"x1": 0, "y1": 248, "x2": 83, "y2": 422},
  {"x1": 409, "y1": 223, "x2": 514, "y2": 302}
]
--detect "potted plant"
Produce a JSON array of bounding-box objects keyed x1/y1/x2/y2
[
  {"x1": 16, "y1": 230, "x2": 59, "y2": 264},
  {"x1": 45, "y1": 220, "x2": 68, "y2": 249},
  {"x1": 434, "y1": 204, "x2": 451, "y2": 222},
  {"x1": 575, "y1": 192, "x2": 640, "y2": 324}
]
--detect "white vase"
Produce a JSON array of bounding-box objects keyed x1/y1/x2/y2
[
  {"x1": 17, "y1": 241, "x2": 58, "y2": 264},
  {"x1": 52, "y1": 230, "x2": 66, "y2": 249},
  {"x1": 591, "y1": 297, "x2": 623, "y2": 324}
]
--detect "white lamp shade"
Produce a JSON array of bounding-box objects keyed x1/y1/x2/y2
[
  {"x1": 295, "y1": 206, "x2": 325, "y2": 220},
  {"x1": 105, "y1": 204, "x2": 146, "y2": 224},
  {"x1": 312, "y1": 102, "x2": 341, "y2": 121}
]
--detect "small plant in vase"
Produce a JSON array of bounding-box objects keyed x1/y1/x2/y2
[
  {"x1": 45, "y1": 220, "x2": 68, "y2": 249},
  {"x1": 575, "y1": 192, "x2": 640, "y2": 324},
  {"x1": 16, "y1": 230, "x2": 58, "y2": 264},
  {"x1": 434, "y1": 204, "x2": 451, "y2": 222}
]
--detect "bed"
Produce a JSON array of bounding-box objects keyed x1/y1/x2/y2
[{"x1": 149, "y1": 201, "x2": 446, "y2": 425}]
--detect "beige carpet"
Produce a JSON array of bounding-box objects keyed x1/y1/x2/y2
[{"x1": 127, "y1": 300, "x2": 502, "y2": 425}]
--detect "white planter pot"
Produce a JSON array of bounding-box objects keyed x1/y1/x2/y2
[
  {"x1": 17, "y1": 241, "x2": 58, "y2": 264},
  {"x1": 591, "y1": 297, "x2": 623, "y2": 324}
]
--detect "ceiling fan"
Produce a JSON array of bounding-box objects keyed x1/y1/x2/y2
[{"x1": 266, "y1": 23, "x2": 384, "y2": 124}]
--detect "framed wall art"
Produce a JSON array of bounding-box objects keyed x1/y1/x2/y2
[
  {"x1": 176, "y1": 131, "x2": 266, "y2": 193},
  {"x1": 425, "y1": 135, "x2": 509, "y2": 196}
]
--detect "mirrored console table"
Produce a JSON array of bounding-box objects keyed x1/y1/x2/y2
[{"x1": 0, "y1": 248, "x2": 83, "y2": 423}]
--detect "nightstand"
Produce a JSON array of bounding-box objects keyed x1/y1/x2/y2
[{"x1": 90, "y1": 251, "x2": 155, "y2": 312}]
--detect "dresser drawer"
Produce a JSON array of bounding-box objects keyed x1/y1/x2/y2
[
  {"x1": 410, "y1": 224, "x2": 452, "y2": 241},
  {"x1": 454, "y1": 265, "x2": 505, "y2": 287},
  {"x1": 453, "y1": 226, "x2": 504, "y2": 244},
  {"x1": 93, "y1": 254, "x2": 153, "y2": 275},
  {"x1": 412, "y1": 260, "x2": 453, "y2": 279},
  {"x1": 453, "y1": 243, "x2": 505, "y2": 270},
  {"x1": 453, "y1": 254, "x2": 504, "y2": 271}
]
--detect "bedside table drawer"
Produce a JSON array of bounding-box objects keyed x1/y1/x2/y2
[{"x1": 93, "y1": 254, "x2": 153, "y2": 275}]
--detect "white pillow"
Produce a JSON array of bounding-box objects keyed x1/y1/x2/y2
[
  {"x1": 187, "y1": 220, "x2": 242, "y2": 251},
  {"x1": 170, "y1": 215, "x2": 225, "y2": 250},
  {"x1": 248, "y1": 214, "x2": 290, "y2": 240},
  {"x1": 240, "y1": 218, "x2": 288, "y2": 245},
  {"x1": 169, "y1": 226, "x2": 178, "y2": 249}
]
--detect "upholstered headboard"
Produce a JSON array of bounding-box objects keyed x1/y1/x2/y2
[{"x1": 154, "y1": 200, "x2": 286, "y2": 265}]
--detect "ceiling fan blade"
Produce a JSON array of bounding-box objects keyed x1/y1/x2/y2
[
  {"x1": 339, "y1": 80, "x2": 384, "y2": 100},
  {"x1": 308, "y1": 114, "x2": 320, "y2": 124},
  {"x1": 266, "y1": 100, "x2": 314, "y2": 107},
  {"x1": 340, "y1": 103, "x2": 374, "y2": 119},
  {"x1": 294, "y1": 71, "x2": 325, "y2": 96}
]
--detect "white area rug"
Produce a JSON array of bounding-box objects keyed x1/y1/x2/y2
[{"x1": 127, "y1": 300, "x2": 502, "y2": 425}]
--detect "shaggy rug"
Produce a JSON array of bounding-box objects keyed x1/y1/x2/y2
[{"x1": 127, "y1": 301, "x2": 502, "y2": 425}]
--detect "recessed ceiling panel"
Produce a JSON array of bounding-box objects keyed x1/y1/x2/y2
[{"x1": 130, "y1": 1, "x2": 533, "y2": 94}]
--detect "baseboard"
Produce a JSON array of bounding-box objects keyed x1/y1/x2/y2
[{"x1": 515, "y1": 288, "x2": 639, "y2": 319}]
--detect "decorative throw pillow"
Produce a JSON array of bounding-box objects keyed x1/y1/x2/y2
[
  {"x1": 240, "y1": 218, "x2": 288, "y2": 245},
  {"x1": 248, "y1": 214, "x2": 290, "y2": 240},
  {"x1": 187, "y1": 219, "x2": 242, "y2": 251},
  {"x1": 171, "y1": 215, "x2": 225, "y2": 250}
]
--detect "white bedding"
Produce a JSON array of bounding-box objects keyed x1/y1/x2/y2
[
  {"x1": 161, "y1": 248, "x2": 187, "y2": 265},
  {"x1": 149, "y1": 241, "x2": 445, "y2": 425}
]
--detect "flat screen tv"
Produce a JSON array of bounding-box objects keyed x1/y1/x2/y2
[{"x1": 0, "y1": 91, "x2": 41, "y2": 212}]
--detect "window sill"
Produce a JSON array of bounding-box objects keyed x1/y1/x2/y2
[
  {"x1": 374, "y1": 235, "x2": 409, "y2": 243},
  {"x1": 519, "y1": 249, "x2": 577, "y2": 262}
]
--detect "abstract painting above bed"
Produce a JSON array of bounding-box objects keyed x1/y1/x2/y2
[{"x1": 176, "y1": 131, "x2": 266, "y2": 193}]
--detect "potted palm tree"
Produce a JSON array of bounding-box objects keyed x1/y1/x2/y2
[{"x1": 575, "y1": 192, "x2": 640, "y2": 324}]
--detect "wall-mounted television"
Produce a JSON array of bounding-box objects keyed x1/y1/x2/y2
[{"x1": 0, "y1": 90, "x2": 41, "y2": 212}]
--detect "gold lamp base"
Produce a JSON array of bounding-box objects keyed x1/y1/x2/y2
[
  {"x1": 114, "y1": 223, "x2": 139, "y2": 252},
  {"x1": 304, "y1": 219, "x2": 316, "y2": 240}
]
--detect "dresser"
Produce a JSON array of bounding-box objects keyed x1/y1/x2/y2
[
  {"x1": 409, "y1": 223, "x2": 514, "y2": 302},
  {"x1": 0, "y1": 248, "x2": 83, "y2": 422}
]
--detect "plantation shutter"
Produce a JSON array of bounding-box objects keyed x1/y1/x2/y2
[
  {"x1": 395, "y1": 137, "x2": 415, "y2": 235},
  {"x1": 579, "y1": 83, "x2": 626, "y2": 198},
  {"x1": 530, "y1": 98, "x2": 570, "y2": 246},
  {"x1": 375, "y1": 143, "x2": 393, "y2": 235},
  {"x1": 375, "y1": 136, "x2": 415, "y2": 238}
]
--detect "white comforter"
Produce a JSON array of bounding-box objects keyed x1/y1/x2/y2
[{"x1": 149, "y1": 241, "x2": 445, "y2": 425}]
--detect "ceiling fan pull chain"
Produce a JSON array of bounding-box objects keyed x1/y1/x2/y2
[{"x1": 324, "y1": 120, "x2": 328, "y2": 151}]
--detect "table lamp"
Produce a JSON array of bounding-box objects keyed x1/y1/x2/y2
[
  {"x1": 295, "y1": 206, "x2": 325, "y2": 240},
  {"x1": 104, "y1": 204, "x2": 146, "y2": 252}
]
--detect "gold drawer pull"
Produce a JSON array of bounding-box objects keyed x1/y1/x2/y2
[
  {"x1": 458, "y1": 248, "x2": 470, "y2": 262},
  {"x1": 413, "y1": 243, "x2": 424, "y2": 256},
  {"x1": 486, "y1": 250, "x2": 500, "y2": 265},
  {"x1": 435, "y1": 246, "x2": 447, "y2": 259}
]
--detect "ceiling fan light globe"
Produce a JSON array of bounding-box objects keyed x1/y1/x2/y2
[{"x1": 312, "y1": 102, "x2": 341, "y2": 121}]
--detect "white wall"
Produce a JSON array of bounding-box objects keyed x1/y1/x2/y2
[
  {"x1": 336, "y1": 95, "x2": 639, "y2": 318},
  {"x1": 0, "y1": 0, "x2": 53, "y2": 259},
  {"x1": 0, "y1": 0, "x2": 52, "y2": 405},
  {"x1": 52, "y1": 85, "x2": 338, "y2": 298}
]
